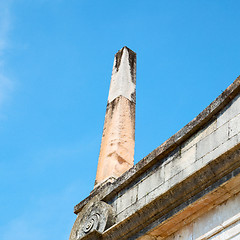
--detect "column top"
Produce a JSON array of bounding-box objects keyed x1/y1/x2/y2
[{"x1": 108, "y1": 46, "x2": 136, "y2": 103}]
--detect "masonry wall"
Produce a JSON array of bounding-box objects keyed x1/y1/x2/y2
[
  {"x1": 71, "y1": 79, "x2": 240, "y2": 240},
  {"x1": 166, "y1": 190, "x2": 240, "y2": 240},
  {"x1": 111, "y1": 92, "x2": 240, "y2": 224}
]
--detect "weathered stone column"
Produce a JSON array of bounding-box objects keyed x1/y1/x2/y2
[{"x1": 95, "y1": 46, "x2": 136, "y2": 186}]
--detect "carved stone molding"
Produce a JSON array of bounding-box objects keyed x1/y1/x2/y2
[
  {"x1": 80, "y1": 230, "x2": 102, "y2": 240},
  {"x1": 69, "y1": 200, "x2": 115, "y2": 240}
]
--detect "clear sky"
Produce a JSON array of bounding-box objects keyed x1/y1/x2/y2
[{"x1": 0, "y1": 1, "x2": 240, "y2": 239}]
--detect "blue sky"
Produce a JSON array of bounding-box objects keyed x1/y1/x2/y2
[{"x1": 0, "y1": 1, "x2": 240, "y2": 239}]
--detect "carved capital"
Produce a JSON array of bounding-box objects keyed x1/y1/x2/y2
[{"x1": 70, "y1": 201, "x2": 115, "y2": 240}]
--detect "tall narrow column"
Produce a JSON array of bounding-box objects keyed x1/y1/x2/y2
[{"x1": 95, "y1": 46, "x2": 136, "y2": 186}]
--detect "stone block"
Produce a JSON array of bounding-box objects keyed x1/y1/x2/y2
[
  {"x1": 116, "y1": 196, "x2": 146, "y2": 222},
  {"x1": 196, "y1": 123, "x2": 228, "y2": 160},
  {"x1": 165, "y1": 146, "x2": 196, "y2": 182},
  {"x1": 145, "y1": 180, "x2": 171, "y2": 205},
  {"x1": 181, "y1": 145, "x2": 196, "y2": 167},
  {"x1": 164, "y1": 158, "x2": 180, "y2": 182},
  {"x1": 168, "y1": 170, "x2": 184, "y2": 189},
  {"x1": 217, "y1": 93, "x2": 240, "y2": 128},
  {"x1": 116, "y1": 185, "x2": 138, "y2": 214},
  {"x1": 138, "y1": 166, "x2": 164, "y2": 200},
  {"x1": 181, "y1": 120, "x2": 217, "y2": 154},
  {"x1": 200, "y1": 134, "x2": 238, "y2": 167},
  {"x1": 228, "y1": 113, "x2": 240, "y2": 138}
]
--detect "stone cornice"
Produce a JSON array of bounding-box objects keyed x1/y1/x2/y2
[
  {"x1": 103, "y1": 145, "x2": 240, "y2": 239},
  {"x1": 74, "y1": 75, "x2": 240, "y2": 215}
]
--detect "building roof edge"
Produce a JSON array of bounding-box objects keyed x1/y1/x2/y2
[{"x1": 74, "y1": 75, "x2": 240, "y2": 214}]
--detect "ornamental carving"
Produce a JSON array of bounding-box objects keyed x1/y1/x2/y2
[{"x1": 70, "y1": 201, "x2": 115, "y2": 240}]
